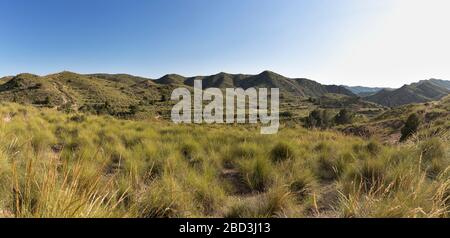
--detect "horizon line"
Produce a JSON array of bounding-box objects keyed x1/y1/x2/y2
[{"x1": 1, "y1": 69, "x2": 444, "y2": 89}]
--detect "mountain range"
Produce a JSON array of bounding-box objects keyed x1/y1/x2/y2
[
  {"x1": 364, "y1": 79, "x2": 450, "y2": 107},
  {"x1": 0, "y1": 71, "x2": 449, "y2": 112},
  {"x1": 0, "y1": 71, "x2": 354, "y2": 110}
]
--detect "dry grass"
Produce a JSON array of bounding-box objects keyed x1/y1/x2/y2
[{"x1": 0, "y1": 102, "x2": 449, "y2": 217}]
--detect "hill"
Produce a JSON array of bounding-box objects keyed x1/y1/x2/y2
[
  {"x1": 179, "y1": 71, "x2": 355, "y2": 98},
  {"x1": 0, "y1": 76, "x2": 13, "y2": 85},
  {"x1": 0, "y1": 71, "x2": 356, "y2": 119},
  {"x1": 342, "y1": 94, "x2": 450, "y2": 143},
  {"x1": 0, "y1": 72, "x2": 177, "y2": 118},
  {"x1": 365, "y1": 80, "x2": 450, "y2": 107},
  {"x1": 423, "y1": 78, "x2": 450, "y2": 90}
]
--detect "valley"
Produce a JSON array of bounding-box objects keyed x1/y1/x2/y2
[{"x1": 0, "y1": 71, "x2": 449, "y2": 218}]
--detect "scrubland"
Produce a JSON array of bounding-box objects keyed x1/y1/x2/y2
[{"x1": 0, "y1": 102, "x2": 448, "y2": 218}]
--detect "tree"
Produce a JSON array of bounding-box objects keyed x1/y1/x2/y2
[
  {"x1": 43, "y1": 96, "x2": 50, "y2": 105},
  {"x1": 400, "y1": 113, "x2": 420, "y2": 142},
  {"x1": 129, "y1": 105, "x2": 138, "y2": 115},
  {"x1": 334, "y1": 109, "x2": 354, "y2": 125},
  {"x1": 305, "y1": 109, "x2": 334, "y2": 129}
]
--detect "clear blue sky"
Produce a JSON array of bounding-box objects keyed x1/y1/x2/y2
[{"x1": 1, "y1": 0, "x2": 449, "y2": 87}]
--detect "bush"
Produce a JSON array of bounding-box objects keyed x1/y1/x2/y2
[
  {"x1": 334, "y1": 109, "x2": 354, "y2": 125},
  {"x1": 240, "y1": 157, "x2": 273, "y2": 192},
  {"x1": 280, "y1": 111, "x2": 293, "y2": 118},
  {"x1": 270, "y1": 142, "x2": 295, "y2": 163},
  {"x1": 289, "y1": 172, "x2": 317, "y2": 201},
  {"x1": 366, "y1": 140, "x2": 382, "y2": 156},
  {"x1": 232, "y1": 143, "x2": 259, "y2": 160},
  {"x1": 315, "y1": 156, "x2": 344, "y2": 181},
  {"x1": 355, "y1": 160, "x2": 386, "y2": 193},
  {"x1": 400, "y1": 113, "x2": 420, "y2": 142},
  {"x1": 304, "y1": 109, "x2": 334, "y2": 129},
  {"x1": 257, "y1": 187, "x2": 295, "y2": 217},
  {"x1": 138, "y1": 179, "x2": 185, "y2": 218},
  {"x1": 419, "y1": 138, "x2": 446, "y2": 164},
  {"x1": 180, "y1": 141, "x2": 202, "y2": 165}
]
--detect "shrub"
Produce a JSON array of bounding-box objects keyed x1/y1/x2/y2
[
  {"x1": 315, "y1": 155, "x2": 344, "y2": 181},
  {"x1": 138, "y1": 181, "x2": 183, "y2": 218},
  {"x1": 189, "y1": 175, "x2": 225, "y2": 215},
  {"x1": 232, "y1": 143, "x2": 259, "y2": 160},
  {"x1": 418, "y1": 138, "x2": 447, "y2": 178},
  {"x1": 366, "y1": 140, "x2": 382, "y2": 156},
  {"x1": 289, "y1": 172, "x2": 317, "y2": 201},
  {"x1": 270, "y1": 142, "x2": 295, "y2": 163},
  {"x1": 354, "y1": 160, "x2": 386, "y2": 193},
  {"x1": 304, "y1": 109, "x2": 334, "y2": 129},
  {"x1": 0, "y1": 151, "x2": 12, "y2": 196},
  {"x1": 400, "y1": 113, "x2": 420, "y2": 142},
  {"x1": 69, "y1": 114, "x2": 86, "y2": 122},
  {"x1": 257, "y1": 187, "x2": 296, "y2": 218},
  {"x1": 419, "y1": 138, "x2": 446, "y2": 164},
  {"x1": 180, "y1": 141, "x2": 202, "y2": 165},
  {"x1": 334, "y1": 109, "x2": 354, "y2": 125},
  {"x1": 240, "y1": 157, "x2": 273, "y2": 192},
  {"x1": 280, "y1": 111, "x2": 293, "y2": 118}
]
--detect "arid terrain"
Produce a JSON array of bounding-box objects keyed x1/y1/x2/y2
[{"x1": 0, "y1": 72, "x2": 449, "y2": 217}]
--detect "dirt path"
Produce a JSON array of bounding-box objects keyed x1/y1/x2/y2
[{"x1": 52, "y1": 82, "x2": 78, "y2": 111}]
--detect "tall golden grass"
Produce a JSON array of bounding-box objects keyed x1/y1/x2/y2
[{"x1": 0, "y1": 102, "x2": 448, "y2": 217}]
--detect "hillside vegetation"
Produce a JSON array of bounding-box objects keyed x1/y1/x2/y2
[
  {"x1": 342, "y1": 95, "x2": 450, "y2": 143},
  {"x1": 0, "y1": 102, "x2": 449, "y2": 218},
  {"x1": 365, "y1": 80, "x2": 450, "y2": 107},
  {"x1": 0, "y1": 71, "x2": 449, "y2": 218},
  {"x1": 0, "y1": 71, "x2": 355, "y2": 115}
]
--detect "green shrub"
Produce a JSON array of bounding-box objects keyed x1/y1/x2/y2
[
  {"x1": 366, "y1": 140, "x2": 382, "y2": 156},
  {"x1": 304, "y1": 109, "x2": 334, "y2": 129},
  {"x1": 334, "y1": 109, "x2": 354, "y2": 125},
  {"x1": 257, "y1": 187, "x2": 296, "y2": 218},
  {"x1": 315, "y1": 155, "x2": 344, "y2": 181},
  {"x1": 419, "y1": 138, "x2": 446, "y2": 164},
  {"x1": 180, "y1": 141, "x2": 202, "y2": 165},
  {"x1": 289, "y1": 172, "x2": 317, "y2": 201},
  {"x1": 270, "y1": 142, "x2": 295, "y2": 163},
  {"x1": 240, "y1": 157, "x2": 273, "y2": 192},
  {"x1": 354, "y1": 160, "x2": 386, "y2": 193},
  {"x1": 400, "y1": 113, "x2": 421, "y2": 142},
  {"x1": 232, "y1": 143, "x2": 259, "y2": 159}
]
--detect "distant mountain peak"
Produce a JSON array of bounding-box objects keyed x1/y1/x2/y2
[
  {"x1": 258, "y1": 70, "x2": 281, "y2": 77},
  {"x1": 156, "y1": 74, "x2": 186, "y2": 85},
  {"x1": 365, "y1": 78, "x2": 450, "y2": 107}
]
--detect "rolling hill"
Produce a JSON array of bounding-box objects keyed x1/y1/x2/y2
[
  {"x1": 0, "y1": 71, "x2": 356, "y2": 118},
  {"x1": 342, "y1": 94, "x2": 450, "y2": 144},
  {"x1": 365, "y1": 79, "x2": 450, "y2": 107},
  {"x1": 0, "y1": 72, "x2": 173, "y2": 118},
  {"x1": 181, "y1": 71, "x2": 356, "y2": 98},
  {"x1": 422, "y1": 78, "x2": 450, "y2": 90}
]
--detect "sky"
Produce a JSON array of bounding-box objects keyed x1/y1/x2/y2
[{"x1": 0, "y1": 0, "x2": 449, "y2": 87}]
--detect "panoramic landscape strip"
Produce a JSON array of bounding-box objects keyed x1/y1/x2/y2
[
  {"x1": 1, "y1": 0, "x2": 450, "y2": 223},
  {"x1": 0, "y1": 71, "x2": 448, "y2": 218}
]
